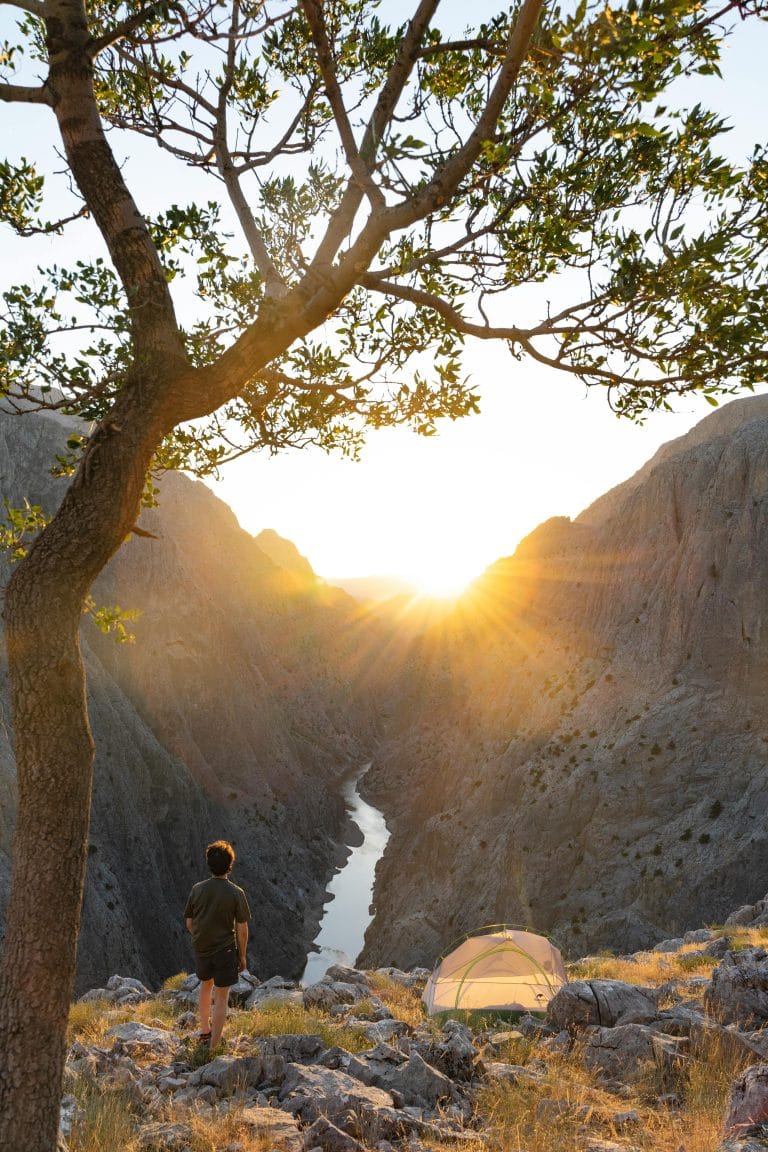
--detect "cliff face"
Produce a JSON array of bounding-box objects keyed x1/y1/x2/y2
[
  {"x1": 0, "y1": 409, "x2": 387, "y2": 991},
  {"x1": 360, "y1": 395, "x2": 768, "y2": 969}
]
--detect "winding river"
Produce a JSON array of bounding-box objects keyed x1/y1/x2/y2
[{"x1": 302, "y1": 768, "x2": 389, "y2": 985}]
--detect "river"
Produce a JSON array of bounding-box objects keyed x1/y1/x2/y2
[{"x1": 301, "y1": 767, "x2": 390, "y2": 985}]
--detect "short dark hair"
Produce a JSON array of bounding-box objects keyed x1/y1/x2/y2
[{"x1": 206, "y1": 840, "x2": 235, "y2": 876}]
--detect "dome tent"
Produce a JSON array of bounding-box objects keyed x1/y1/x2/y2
[{"x1": 422, "y1": 927, "x2": 567, "y2": 1015}]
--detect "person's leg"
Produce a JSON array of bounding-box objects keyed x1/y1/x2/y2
[
  {"x1": 210, "y1": 985, "x2": 230, "y2": 1049},
  {"x1": 198, "y1": 978, "x2": 213, "y2": 1039}
]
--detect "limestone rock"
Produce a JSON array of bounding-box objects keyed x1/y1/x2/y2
[
  {"x1": 278, "y1": 1063, "x2": 394, "y2": 1127},
  {"x1": 188, "y1": 1054, "x2": 264, "y2": 1096},
  {"x1": 105, "y1": 1022, "x2": 178, "y2": 1059},
  {"x1": 303, "y1": 1116, "x2": 367, "y2": 1152},
  {"x1": 344, "y1": 1048, "x2": 457, "y2": 1108},
  {"x1": 724, "y1": 1065, "x2": 768, "y2": 1136},
  {"x1": 582, "y1": 1024, "x2": 687, "y2": 1083},
  {"x1": 706, "y1": 950, "x2": 768, "y2": 1027},
  {"x1": 236, "y1": 1105, "x2": 304, "y2": 1150},
  {"x1": 414, "y1": 1020, "x2": 479, "y2": 1081},
  {"x1": 547, "y1": 980, "x2": 658, "y2": 1031}
]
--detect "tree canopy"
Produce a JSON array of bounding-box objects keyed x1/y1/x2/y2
[
  {"x1": 2, "y1": 0, "x2": 766, "y2": 476},
  {"x1": 1, "y1": 3, "x2": 768, "y2": 1150}
]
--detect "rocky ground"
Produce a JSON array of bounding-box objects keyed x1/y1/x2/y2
[{"x1": 58, "y1": 895, "x2": 768, "y2": 1152}]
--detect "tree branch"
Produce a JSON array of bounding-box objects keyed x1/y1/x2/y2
[
  {"x1": 89, "y1": 1, "x2": 175, "y2": 56},
  {"x1": 213, "y1": 0, "x2": 288, "y2": 298},
  {"x1": 300, "y1": 0, "x2": 385, "y2": 211},
  {"x1": 311, "y1": 0, "x2": 441, "y2": 270},
  {"x1": 44, "y1": 0, "x2": 185, "y2": 364},
  {"x1": 385, "y1": 0, "x2": 547, "y2": 234},
  {"x1": 0, "y1": 81, "x2": 52, "y2": 104}
]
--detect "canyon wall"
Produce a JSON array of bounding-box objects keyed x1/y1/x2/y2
[
  {"x1": 361, "y1": 394, "x2": 768, "y2": 968},
  {"x1": 0, "y1": 408, "x2": 389, "y2": 990}
]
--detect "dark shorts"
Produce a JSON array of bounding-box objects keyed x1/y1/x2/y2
[{"x1": 195, "y1": 943, "x2": 238, "y2": 988}]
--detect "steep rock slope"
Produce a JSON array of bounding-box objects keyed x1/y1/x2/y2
[
  {"x1": 0, "y1": 409, "x2": 388, "y2": 990},
  {"x1": 361, "y1": 394, "x2": 768, "y2": 969}
]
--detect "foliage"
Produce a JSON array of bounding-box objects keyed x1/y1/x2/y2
[
  {"x1": 0, "y1": 502, "x2": 140, "y2": 640},
  {"x1": 1, "y1": 1, "x2": 767, "y2": 475},
  {"x1": 0, "y1": 499, "x2": 48, "y2": 561}
]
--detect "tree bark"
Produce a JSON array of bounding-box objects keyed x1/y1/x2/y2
[{"x1": 0, "y1": 391, "x2": 167, "y2": 1152}]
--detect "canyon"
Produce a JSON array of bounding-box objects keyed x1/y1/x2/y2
[{"x1": 2, "y1": 393, "x2": 768, "y2": 988}]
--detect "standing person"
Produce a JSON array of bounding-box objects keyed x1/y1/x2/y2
[{"x1": 184, "y1": 839, "x2": 251, "y2": 1050}]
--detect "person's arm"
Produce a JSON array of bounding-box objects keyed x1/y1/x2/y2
[
  {"x1": 185, "y1": 917, "x2": 193, "y2": 934},
  {"x1": 236, "y1": 920, "x2": 248, "y2": 971}
]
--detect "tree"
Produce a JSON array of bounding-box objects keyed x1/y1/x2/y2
[{"x1": 0, "y1": 0, "x2": 767, "y2": 1146}]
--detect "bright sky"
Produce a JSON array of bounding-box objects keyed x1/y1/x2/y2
[
  {"x1": 210, "y1": 6, "x2": 768, "y2": 597},
  {"x1": 2, "y1": 3, "x2": 767, "y2": 598}
]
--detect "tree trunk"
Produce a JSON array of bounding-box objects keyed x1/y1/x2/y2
[
  {"x1": 0, "y1": 394, "x2": 167, "y2": 1152},
  {"x1": 0, "y1": 585, "x2": 94, "y2": 1152}
]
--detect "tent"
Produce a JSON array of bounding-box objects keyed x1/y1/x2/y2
[{"x1": 422, "y1": 927, "x2": 567, "y2": 1015}]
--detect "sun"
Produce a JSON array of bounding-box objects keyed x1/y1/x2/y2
[{"x1": 409, "y1": 562, "x2": 478, "y2": 601}]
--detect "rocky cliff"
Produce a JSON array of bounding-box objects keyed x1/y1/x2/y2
[
  {"x1": 360, "y1": 394, "x2": 768, "y2": 969},
  {"x1": 0, "y1": 408, "x2": 390, "y2": 991}
]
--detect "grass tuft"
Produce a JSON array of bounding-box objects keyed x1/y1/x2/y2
[{"x1": 229, "y1": 1000, "x2": 370, "y2": 1053}]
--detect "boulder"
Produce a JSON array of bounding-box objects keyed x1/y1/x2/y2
[
  {"x1": 344, "y1": 1047, "x2": 457, "y2": 1108},
  {"x1": 724, "y1": 1064, "x2": 768, "y2": 1136},
  {"x1": 188, "y1": 1054, "x2": 263, "y2": 1095},
  {"x1": 374, "y1": 967, "x2": 429, "y2": 988},
  {"x1": 582, "y1": 1024, "x2": 687, "y2": 1084},
  {"x1": 684, "y1": 929, "x2": 715, "y2": 945},
  {"x1": 547, "y1": 980, "x2": 658, "y2": 1031},
  {"x1": 303, "y1": 981, "x2": 367, "y2": 1010},
  {"x1": 303, "y1": 1116, "x2": 367, "y2": 1152},
  {"x1": 278, "y1": 1064, "x2": 394, "y2": 1127},
  {"x1": 227, "y1": 971, "x2": 261, "y2": 1008},
  {"x1": 354, "y1": 1019, "x2": 410, "y2": 1045},
  {"x1": 245, "y1": 985, "x2": 304, "y2": 1009},
  {"x1": 236, "y1": 1105, "x2": 303, "y2": 1150},
  {"x1": 653, "y1": 938, "x2": 685, "y2": 954},
  {"x1": 415, "y1": 1020, "x2": 479, "y2": 1081},
  {"x1": 105, "y1": 1022, "x2": 178, "y2": 1059},
  {"x1": 707, "y1": 950, "x2": 768, "y2": 1027},
  {"x1": 324, "y1": 965, "x2": 372, "y2": 987},
  {"x1": 726, "y1": 906, "x2": 761, "y2": 928}
]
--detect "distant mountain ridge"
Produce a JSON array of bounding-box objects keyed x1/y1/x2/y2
[{"x1": 326, "y1": 575, "x2": 419, "y2": 602}]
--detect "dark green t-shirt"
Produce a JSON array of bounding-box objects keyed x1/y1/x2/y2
[{"x1": 184, "y1": 876, "x2": 251, "y2": 958}]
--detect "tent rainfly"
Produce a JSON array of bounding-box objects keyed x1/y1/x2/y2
[{"x1": 422, "y1": 928, "x2": 567, "y2": 1015}]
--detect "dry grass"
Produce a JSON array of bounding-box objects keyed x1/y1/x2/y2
[
  {"x1": 68, "y1": 995, "x2": 184, "y2": 1049},
  {"x1": 68, "y1": 1079, "x2": 141, "y2": 1152},
  {"x1": 368, "y1": 973, "x2": 433, "y2": 1030},
  {"x1": 161, "y1": 970, "x2": 191, "y2": 991},
  {"x1": 470, "y1": 1022, "x2": 751, "y2": 1152},
  {"x1": 68, "y1": 1076, "x2": 280, "y2": 1152},
  {"x1": 158, "y1": 1102, "x2": 281, "y2": 1151},
  {"x1": 228, "y1": 999, "x2": 370, "y2": 1054},
  {"x1": 570, "y1": 943, "x2": 721, "y2": 989}
]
